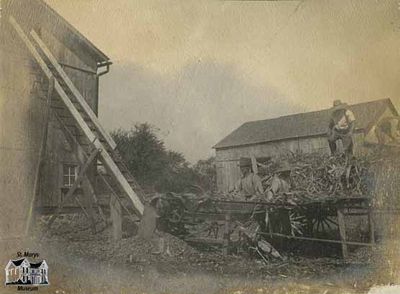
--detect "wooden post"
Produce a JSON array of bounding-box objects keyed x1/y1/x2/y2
[
  {"x1": 250, "y1": 155, "x2": 258, "y2": 174},
  {"x1": 25, "y1": 77, "x2": 55, "y2": 235},
  {"x1": 110, "y1": 195, "x2": 122, "y2": 241},
  {"x1": 82, "y1": 177, "x2": 99, "y2": 233},
  {"x1": 337, "y1": 208, "x2": 348, "y2": 259},
  {"x1": 223, "y1": 214, "x2": 231, "y2": 255},
  {"x1": 368, "y1": 208, "x2": 375, "y2": 244}
]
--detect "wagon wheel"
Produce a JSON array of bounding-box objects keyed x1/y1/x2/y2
[{"x1": 311, "y1": 213, "x2": 338, "y2": 234}]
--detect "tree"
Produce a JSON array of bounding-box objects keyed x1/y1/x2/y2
[
  {"x1": 111, "y1": 123, "x2": 217, "y2": 194},
  {"x1": 112, "y1": 123, "x2": 167, "y2": 191}
]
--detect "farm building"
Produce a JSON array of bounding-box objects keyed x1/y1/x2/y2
[
  {"x1": 213, "y1": 98, "x2": 399, "y2": 193},
  {"x1": 0, "y1": 0, "x2": 143, "y2": 239}
]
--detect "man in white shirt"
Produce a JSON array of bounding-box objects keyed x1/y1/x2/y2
[
  {"x1": 327, "y1": 100, "x2": 356, "y2": 156},
  {"x1": 234, "y1": 158, "x2": 264, "y2": 200}
]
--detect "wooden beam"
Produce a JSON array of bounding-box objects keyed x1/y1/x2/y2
[
  {"x1": 337, "y1": 209, "x2": 348, "y2": 259},
  {"x1": 184, "y1": 238, "x2": 225, "y2": 245},
  {"x1": 81, "y1": 177, "x2": 100, "y2": 233},
  {"x1": 10, "y1": 16, "x2": 144, "y2": 216},
  {"x1": 223, "y1": 214, "x2": 231, "y2": 255},
  {"x1": 368, "y1": 209, "x2": 375, "y2": 244},
  {"x1": 257, "y1": 231, "x2": 375, "y2": 247},
  {"x1": 30, "y1": 30, "x2": 117, "y2": 150},
  {"x1": 110, "y1": 195, "x2": 122, "y2": 241},
  {"x1": 25, "y1": 77, "x2": 55, "y2": 236},
  {"x1": 250, "y1": 155, "x2": 258, "y2": 174}
]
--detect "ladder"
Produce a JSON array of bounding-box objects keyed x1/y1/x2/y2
[{"x1": 9, "y1": 16, "x2": 145, "y2": 217}]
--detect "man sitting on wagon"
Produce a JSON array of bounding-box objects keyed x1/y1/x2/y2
[
  {"x1": 233, "y1": 157, "x2": 264, "y2": 200},
  {"x1": 265, "y1": 161, "x2": 292, "y2": 236}
]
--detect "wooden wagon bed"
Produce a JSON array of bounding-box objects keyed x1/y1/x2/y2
[{"x1": 174, "y1": 196, "x2": 374, "y2": 259}]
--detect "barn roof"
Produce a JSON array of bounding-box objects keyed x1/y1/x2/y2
[
  {"x1": 3, "y1": 0, "x2": 110, "y2": 65},
  {"x1": 214, "y1": 98, "x2": 398, "y2": 149}
]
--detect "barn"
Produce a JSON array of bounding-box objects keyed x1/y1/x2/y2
[
  {"x1": 0, "y1": 0, "x2": 143, "y2": 240},
  {"x1": 213, "y1": 98, "x2": 399, "y2": 193}
]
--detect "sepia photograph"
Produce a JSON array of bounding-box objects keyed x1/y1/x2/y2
[{"x1": 1, "y1": 0, "x2": 400, "y2": 293}]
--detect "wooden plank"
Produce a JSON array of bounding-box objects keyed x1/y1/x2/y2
[
  {"x1": 337, "y1": 209, "x2": 348, "y2": 259},
  {"x1": 223, "y1": 214, "x2": 231, "y2": 255},
  {"x1": 184, "y1": 238, "x2": 225, "y2": 245},
  {"x1": 81, "y1": 177, "x2": 100, "y2": 233},
  {"x1": 250, "y1": 155, "x2": 258, "y2": 174},
  {"x1": 257, "y1": 231, "x2": 375, "y2": 247},
  {"x1": 25, "y1": 77, "x2": 55, "y2": 235},
  {"x1": 110, "y1": 195, "x2": 122, "y2": 241},
  {"x1": 10, "y1": 17, "x2": 144, "y2": 216},
  {"x1": 85, "y1": 178, "x2": 107, "y2": 224},
  {"x1": 368, "y1": 209, "x2": 375, "y2": 244},
  {"x1": 98, "y1": 172, "x2": 137, "y2": 221},
  {"x1": 30, "y1": 30, "x2": 117, "y2": 150}
]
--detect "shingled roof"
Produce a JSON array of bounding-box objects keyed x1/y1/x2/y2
[{"x1": 214, "y1": 98, "x2": 398, "y2": 149}]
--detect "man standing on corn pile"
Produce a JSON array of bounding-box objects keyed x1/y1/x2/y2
[{"x1": 327, "y1": 100, "x2": 356, "y2": 157}]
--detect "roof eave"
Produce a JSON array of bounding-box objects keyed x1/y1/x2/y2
[
  {"x1": 214, "y1": 128, "x2": 366, "y2": 150},
  {"x1": 40, "y1": 0, "x2": 110, "y2": 63}
]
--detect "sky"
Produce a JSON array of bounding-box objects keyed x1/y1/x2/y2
[{"x1": 45, "y1": 0, "x2": 400, "y2": 162}]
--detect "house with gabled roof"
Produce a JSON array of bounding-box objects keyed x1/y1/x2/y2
[
  {"x1": 213, "y1": 98, "x2": 399, "y2": 192},
  {"x1": 5, "y1": 258, "x2": 48, "y2": 285}
]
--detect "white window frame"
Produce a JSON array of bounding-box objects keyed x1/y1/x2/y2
[{"x1": 62, "y1": 164, "x2": 78, "y2": 188}]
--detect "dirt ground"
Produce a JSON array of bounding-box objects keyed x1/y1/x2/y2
[{"x1": 0, "y1": 213, "x2": 398, "y2": 294}]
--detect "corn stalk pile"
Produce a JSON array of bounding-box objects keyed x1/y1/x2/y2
[
  {"x1": 225, "y1": 153, "x2": 375, "y2": 205},
  {"x1": 275, "y1": 153, "x2": 370, "y2": 200}
]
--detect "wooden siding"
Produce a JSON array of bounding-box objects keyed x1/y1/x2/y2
[
  {"x1": 1, "y1": 6, "x2": 101, "y2": 212},
  {"x1": 0, "y1": 17, "x2": 47, "y2": 237}
]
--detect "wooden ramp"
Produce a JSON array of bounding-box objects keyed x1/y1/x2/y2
[{"x1": 9, "y1": 16, "x2": 145, "y2": 220}]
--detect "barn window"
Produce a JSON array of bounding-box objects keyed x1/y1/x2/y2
[{"x1": 62, "y1": 164, "x2": 78, "y2": 187}]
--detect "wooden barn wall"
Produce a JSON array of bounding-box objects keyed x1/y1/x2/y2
[
  {"x1": 215, "y1": 133, "x2": 366, "y2": 192},
  {"x1": 40, "y1": 28, "x2": 98, "y2": 110},
  {"x1": 1, "y1": 3, "x2": 100, "y2": 208},
  {"x1": 0, "y1": 13, "x2": 48, "y2": 238},
  {"x1": 38, "y1": 29, "x2": 99, "y2": 207}
]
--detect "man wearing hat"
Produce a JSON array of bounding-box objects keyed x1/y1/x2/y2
[
  {"x1": 234, "y1": 157, "x2": 264, "y2": 200},
  {"x1": 266, "y1": 161, "x2": 292, "y2": 235},
  {"x1": 327, "y1": 100, "x2": 356, "y2": 156}
]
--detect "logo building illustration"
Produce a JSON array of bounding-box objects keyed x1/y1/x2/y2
[{"x1": 5, "y1": 258, "x2": 49, "y2": 285}]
